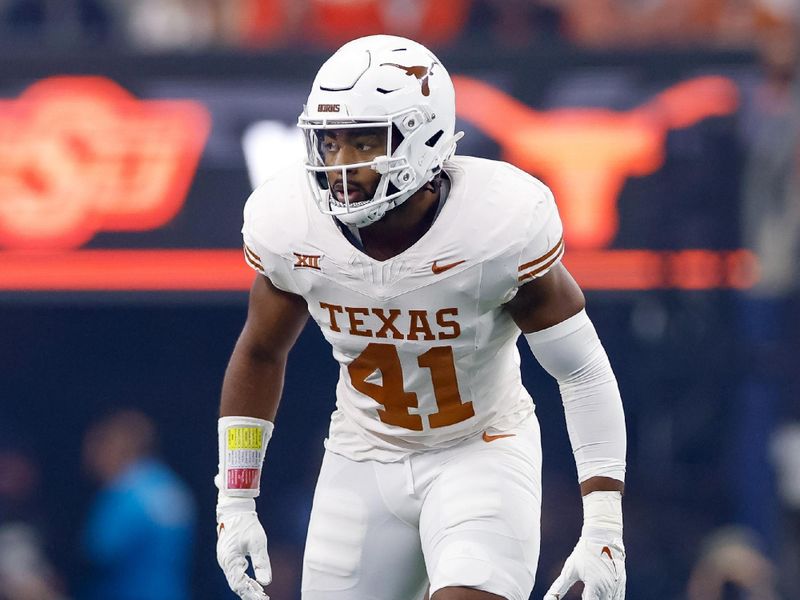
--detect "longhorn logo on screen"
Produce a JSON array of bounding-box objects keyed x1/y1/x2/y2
[
  {"x1": 0, "y1": 77, "x2": 211, "y2": 250},
  {"x1": 453, "y1": 76, "x2": 739, "y2": 250}
]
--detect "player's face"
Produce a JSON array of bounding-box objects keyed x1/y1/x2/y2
[{"x1": 319, "y1": 127, "x2": 387, "y2": 205}]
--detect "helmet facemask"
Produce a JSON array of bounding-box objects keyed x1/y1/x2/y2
[{"x1": 299, "y1": 107, "x2": 438, "y2": 228}]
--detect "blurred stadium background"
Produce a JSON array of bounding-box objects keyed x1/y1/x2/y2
[{"x1": 1, "y1": 1, "x2": 799, "y2": 599}]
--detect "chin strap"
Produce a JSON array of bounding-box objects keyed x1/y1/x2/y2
[{"x1": 346, "y1": 202, "x2": 391, "y2": 228}]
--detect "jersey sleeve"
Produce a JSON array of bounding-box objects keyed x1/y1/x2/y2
[
  {"x1": 516, "y1": 184, "x2": 564, "y2": 286},
  {"x1": 241, "y1": 195, "x2": 302, "y2": 295}
]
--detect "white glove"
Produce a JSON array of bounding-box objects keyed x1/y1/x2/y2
[
  {"x1": 216, "y1": 416, "x2": 273, "y2": 599},
  {"x1": 545, "y1": 491, "x2": 626, "y2": 600},
  {"x1": 216, "y1": 496, "x2": 271, "y2": 600}
]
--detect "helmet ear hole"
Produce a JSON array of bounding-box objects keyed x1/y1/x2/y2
[
  {"x1": 315, "y1": 172, "x2": 329, "y2": 189},
  {"x1": 425, "y1": 130, "x2": 444, "y2": 148}
]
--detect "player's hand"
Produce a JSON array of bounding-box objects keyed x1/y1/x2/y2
[
  {"x1": 216, "y1": 496, "x2": 271, "y2": 600},
  {"x1": 545, "y1": 490, "x2": 625, "y2": 599},
  {"x1": 544, "y1": 533, "x2": 625, "y2": 599}
]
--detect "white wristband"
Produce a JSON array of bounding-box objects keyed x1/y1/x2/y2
[
  {"x1": 216, "y1": 416, "x2": 273, "y2": 498},
  {"x1": 582, "y1": 491, "x2": 623, "y2": 537}
]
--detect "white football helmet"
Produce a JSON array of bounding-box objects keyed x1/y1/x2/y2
[{"x1": 298, "y1": 35, "x2": 463, "y2": 227}]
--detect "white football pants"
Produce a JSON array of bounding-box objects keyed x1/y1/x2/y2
[{"x1": 301, "y1": 413, "x2": 542, "y2": 600}]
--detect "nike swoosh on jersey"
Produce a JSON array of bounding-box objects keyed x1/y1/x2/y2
[
  {"x1": 482, "y1": 431, "x2": 516, "y2": 442},
  {"x1": 431, "y1": 259, "x2": 466, "y2": 274}
]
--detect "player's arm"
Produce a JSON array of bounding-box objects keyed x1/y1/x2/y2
[
  {"x1": 505, "y1": 262, "x2": 627, "y2": 599},
  {"x1": 216, "y1": 274, "x2": 308, "y2": 600},
  {"x1": 220, "y1": 274, "x2": 309, "y2": 419},
  {"x1": 505, "y1": 263, "x2": 624, "y2": 496}
]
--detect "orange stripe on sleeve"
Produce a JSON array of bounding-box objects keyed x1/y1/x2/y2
[
  {"x1": 518, "y1": 243, "x2": 565, "y2": 282},
  {"x1": 518, "y1": 237, "x2": 564, "y2": 272},
  {"x1": 243, "y1": 244, "x2": 264, "y2": 271}
]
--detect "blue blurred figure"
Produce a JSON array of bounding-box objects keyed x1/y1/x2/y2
[{"x1": 81, "y1": 409, "x2": 195, "y2": 600}]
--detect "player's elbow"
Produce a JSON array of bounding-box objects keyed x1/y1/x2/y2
[{"x1": 234, "y1": 325, "x2": 291, "y2": 367}]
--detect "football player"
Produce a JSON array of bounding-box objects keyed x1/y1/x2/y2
[{"x1": 215, "y1": 35, "x2": 627, "y2": 600}]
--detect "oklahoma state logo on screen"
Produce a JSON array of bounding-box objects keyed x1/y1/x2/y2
[{"x1": 0, "y1": 77, "x2": 210, "y2": 250}]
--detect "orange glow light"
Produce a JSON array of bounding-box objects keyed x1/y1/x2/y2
[{"x1": 0, "y1": 249, "x2": 757, "y2": 292}]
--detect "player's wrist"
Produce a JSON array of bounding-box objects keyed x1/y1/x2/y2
[
  {"x1": 581, "y1": 490, "x2": 623, "y2": 538},
  {"x1": 217, "y1": 416, "x2": 273, "y2": 499},
  {"x1": 216, "y1": 495, "x2": 256, "y2": 520}
]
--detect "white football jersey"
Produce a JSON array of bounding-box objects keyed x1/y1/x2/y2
[{"x1": 242, "y1": 156, "x2": 564, "y2": 462}]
